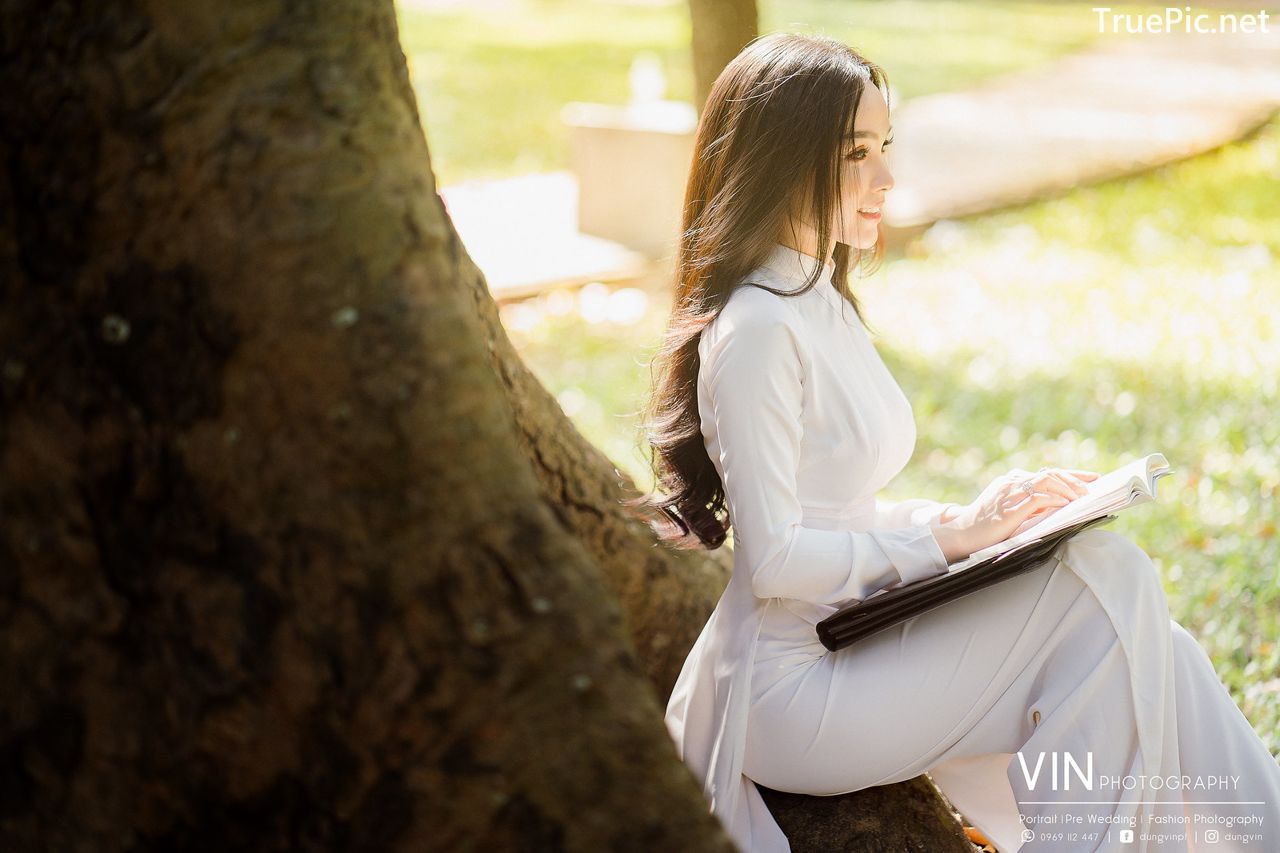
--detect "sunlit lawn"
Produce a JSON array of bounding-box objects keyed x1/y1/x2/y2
[
  {"x1": 399, "y1": 0, "x2": 1151, "y2": 185},
  {"x1": 501, "y1": 114, "x2": 1280, "y2": 752},
  {"x1": 404, "y1": 0, "x2": 1279, "y2": 755}
]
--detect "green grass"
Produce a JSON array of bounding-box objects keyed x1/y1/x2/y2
[
  {"x1": 399, "y1": 0, "x2": 1138, "y2": 185},
  {"x1": 501, "y1": 112, "x2": 1280, "y2": 753},
  {"x1": 400, "y1": 1, "x2": 691, "y2": 184},
  {"x1": 407, "y1": 0, "x2": 1280, "y2": 753}
]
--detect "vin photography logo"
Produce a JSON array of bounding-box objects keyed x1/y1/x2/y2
[
  {"x1": 1016, "y1": 750, "x2": 1244, "y2": 792},
  {"x1": 1014, "y1": 751, "x2": 1267, "y2": 847}
]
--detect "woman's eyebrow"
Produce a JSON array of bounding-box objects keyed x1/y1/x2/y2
[{"x1": 849, "y1": 128, "x2": 892, "y2": 140}]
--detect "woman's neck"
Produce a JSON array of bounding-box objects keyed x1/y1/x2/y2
[{"x1": 776, "y1": 225, "x2": 833, "y2": 267}]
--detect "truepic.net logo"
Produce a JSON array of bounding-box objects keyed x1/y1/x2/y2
[{"x1": 1092, "y1": 7, "x2": 1272, "y2": 35}]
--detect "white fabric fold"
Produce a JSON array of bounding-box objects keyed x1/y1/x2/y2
[
  {"x1": 666, "y1": 243, "x2": 954, "y2": 850},
  {"x1": 665, "y1": 243, "x2": 1280, "y2": 853}
]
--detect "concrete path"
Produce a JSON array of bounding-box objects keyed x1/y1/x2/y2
[
  {"x1": 883, "y1": 27, "x2": 1280, "y2": 238},
  {"x1": 438, "y1": 171, "x2": 653, "y2": 302},
  {"x1": 439, "y1": 26, "x2": 1280, "y2": 301}
]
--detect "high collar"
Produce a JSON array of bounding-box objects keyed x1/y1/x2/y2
[
  {"x1": 759, "y1": 242, "x2": 842, "y2": 310},
  {"x1": 761, "y1": 241, "x2": 835, "y2": 284}
]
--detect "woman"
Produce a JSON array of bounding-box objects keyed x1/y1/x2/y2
[{"x1": 631, "y1": 32, "x2": 1280, "y2": 853}]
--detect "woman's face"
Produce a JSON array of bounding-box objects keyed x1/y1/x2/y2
[
  {"x1": 835, "y1": 84, "x2": 895, "y2": 251},
  {"x1": 784, "y1": 84, "x2": 896, "y2": 257}
]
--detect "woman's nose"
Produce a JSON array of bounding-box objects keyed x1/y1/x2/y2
[{"x1": 875, "y1": 162, "x2": 894, "y2": 194}]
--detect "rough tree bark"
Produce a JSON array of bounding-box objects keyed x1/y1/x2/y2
[
  {"x1": 687, "y1": 0, "x2": 758, "y2": 120},
  {"x1": 0, "y1": 1, "x2": 732, "y2": 849},
  {"x1": 0, "y1": 0, "x2": 974, "y2": 850}
]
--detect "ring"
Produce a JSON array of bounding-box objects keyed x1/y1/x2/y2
[{"x1": 1019, "y1": 478, "x2": 1037, "y2": 494}]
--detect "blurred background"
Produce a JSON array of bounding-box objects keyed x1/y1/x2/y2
[{"x1": 405, "y1": 0, "x2": 1279, "y2": 750}]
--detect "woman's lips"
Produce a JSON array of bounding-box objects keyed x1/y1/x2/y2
[{"x1": 858, "y1": 209, "x2": 881, "y2": 221}]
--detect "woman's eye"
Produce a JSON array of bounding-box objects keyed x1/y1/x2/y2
[{"x1": 846, "y1": 138, "x2": 894, "y2": 161}]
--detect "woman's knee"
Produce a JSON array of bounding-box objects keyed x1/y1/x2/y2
[
  {"x1": 1170, "y1": 617, "x2": 1195, "y2": 643},
  {"x1": 1073, "y1": 527, "x2": 1148, "y2": 559},
  {"x1": 1064, "y1": 528, "x2": 1162, "y2": 582},
  {"x1": 1169, "y1": 618, "x2": 1213, "y2": 663}
]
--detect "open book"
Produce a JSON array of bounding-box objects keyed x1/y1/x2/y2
[{"x1": 944, "y1": 452, "x2": 1174, "y2": 573}]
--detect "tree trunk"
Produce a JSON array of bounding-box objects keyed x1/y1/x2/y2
[
  {"x1": 687, "y1": 0, "x2": 759, "y2": 119},
  {"x1": 0, "y1": 0, "x2": 973, "y2": 850},
  {"x1": 0, "y1": 1, "x2": 733, "y2": 849}
]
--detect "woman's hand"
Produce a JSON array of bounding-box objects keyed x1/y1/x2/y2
[{"x1": 930, "y1": 467, "x2": 1101, "y2": 563}]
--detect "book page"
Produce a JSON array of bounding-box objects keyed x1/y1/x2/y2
[{"x1": 946, "y1": 453, "x2": 1169, "y2": 568}]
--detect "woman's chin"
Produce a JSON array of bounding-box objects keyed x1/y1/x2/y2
[{"x1": 830, "y1": 234, "x2": 877, "y2": 253}]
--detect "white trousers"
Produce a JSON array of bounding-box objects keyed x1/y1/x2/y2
[{"x1": 743, "y1": 529, "x2": 1280, "y2": 852}]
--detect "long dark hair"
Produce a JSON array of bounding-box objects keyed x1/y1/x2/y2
[{"x1": 624, "y1": 33, "x2": 891, "y2": 550}]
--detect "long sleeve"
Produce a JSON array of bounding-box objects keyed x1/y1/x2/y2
[
  {"x1": 875, "y1": 496, "x2": 962, "y2": 530},
  {"x1": 702, "y1": 303, "x2": 949, "y2": 604}
]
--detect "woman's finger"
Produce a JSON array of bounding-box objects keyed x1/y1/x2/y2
[
  {"x1": 1004, "y1": 489, "x2": 1058, "y2": 508},
  {"x1": 1044, "y1": 470, "x2": 1088, "y2": 497},
  {"x1": 1013, "y1": 514, "x2": 1042, "y2": 536},
  {"x1": 1014, "y1": 509, "x2": 1057, "y2": 536},
  {"x1": 1022, "y1": 472, "x2": 1078, "y2": 503},
  {"x1": 1061, "y1": 472, "x2": 1091, "y2": 493},
  {"x1": 1007, "y1": 490, "x2": 1070, "y2": 515}
]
